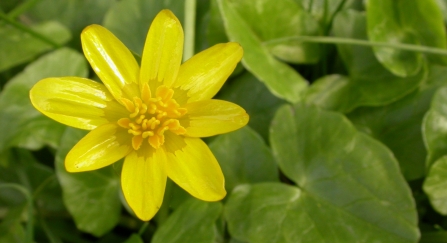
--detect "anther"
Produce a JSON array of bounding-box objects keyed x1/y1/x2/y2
[
  {"x1": 142, "y1": 131, "x2": 154, "y2": 138},
  {"x1": 136, "y1": 115, "x2": 145, "y2": 124},
  {"x1": 128, "y1": 129, "x2": 142, "y2": 136}
]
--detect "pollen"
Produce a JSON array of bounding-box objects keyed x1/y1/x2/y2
[{"x1": 118, "y1": 83, "x2": 187, "y2": 150}]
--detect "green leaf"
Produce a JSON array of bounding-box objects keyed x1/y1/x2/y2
[
  {"x1": 103, "y1": 0, "x2": 185, "y2": 55},
  {"x1": 0, "y1": 205, "x2": 26, "y2": 243},
  {"x1": 55, "y1": 127, "x2": 121, "y2": 237},
  {"x1": 0, "y1": 48, "x2": 87, "y2": 153},
  {"x1": 348, "y1": 65, "x2": 447, "y2": 180},
  {"x1": 217, "y1": 0, "x2": 308, "y2": 103},
  {"x1": 366, "y1": 0, "x2": 447, "y2": 77},
  {"x1": 423, "y1": 85, "x2": 447, "y2": 168},
  {"x1": 251, "y1": 103, "x2": 418, "y2": 242},
  {"x1": 423, "y1": 156, "x2": 447, "y2": 215},
  {"x1": 0, "y1": 21, "x2": 71, "y2": 72},
  {"x1": 304, "y1": 10, "x2": 426, "y2": 113},
  {"x1": 217, "y1": 72, "x2": 285, "y2": 141},
  {"x1": 123, "y1": 234, "x2": 144, "y2": 243},
  {"x1": 209, "y1": 126, "x2": 278, "y2": 192},
  {"x1": 152, "y1": 199, "x2": 222, "y2": 243},
  {"x1": 224, "y1": 0, "x2": 321, "y2": 64}
]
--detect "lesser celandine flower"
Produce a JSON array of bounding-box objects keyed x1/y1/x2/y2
[{"x1": 29, "y1": 10, "x2": 248, "y2": 221}]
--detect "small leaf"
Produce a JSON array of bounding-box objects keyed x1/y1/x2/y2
[
  {"x1": 209, "y1": 126, "x2": 278, "y2": 192},
  {"x1": 305, "y1": 10, "x2": 425, "y2": 113},
  {"x1": 423, "y1": 85, "x2": 447, "y2": 168},
  {"x1": 55, "y1": 127, "x2": 121, "y2": 237},
  {"x1": 367, "y1": 0, "x2": 447, "y2": 76},
  {"x1": 152, "y1": 199, "x2": 222, "y2": 243},
  {"x1": 0, "y1": 48, "x2": 87, "y2": 153},
  {"x1": 103, "y1": 0, "x2": 184, "y2": 55},
  {"x1": 217, "y1": 0, "x2": 308, "y2": 103},
  {"x1": 423, "y1": 156, "x2": 447, "y2": 215},
  {"x1": 0, "y1": 21, "x2": 71, "y2": 72}
]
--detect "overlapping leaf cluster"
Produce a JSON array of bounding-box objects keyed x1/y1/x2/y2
[{"x1": 2, "y1": 0, "x2": 447, "y2": 242}]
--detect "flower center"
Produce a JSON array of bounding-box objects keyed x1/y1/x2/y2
[{"x1": 117, "y1": 83, "x2": 187, "y2": 150}]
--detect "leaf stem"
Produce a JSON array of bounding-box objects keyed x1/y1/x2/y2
[
  {"x1": 0, "y1": 13, "x2": 60, "y2": 48},
  {"x1": 7, "y1": 0, "x2": 43, "y2": 19},
  {"x1": 138, "y1": 222, "x2": 149, "y2": 236},
  {"x1": 0, "y1": 183, "x2": 34, "y2": 243},
  {"x1": 183, "y1": 0, "x2": 197, "y2": 62},
  {"x1": 263, "y1": 35, "x2": 447, "y2": 56}
]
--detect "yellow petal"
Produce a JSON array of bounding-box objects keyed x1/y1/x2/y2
[
  {"x1": 121, "y1": 150, "x2": 167, "y2": 221},
  {"x1": 180, "y1": 99, "x2": 249, "y2": 137},
  {"x1": 175, "y1": 43, "x2": 243, "y2": 103},
  {"x1": 30, "y1": 77, "x2": 127, "y2": 130},
  {"x1": 81, "y1": 24, "x2": 140, "y2": 101},
  {"x1": 164, "y1": 137, "x2": 226, "y2": 201},
  {"x1": 140, "y1": 10, "x2": 183, "y2": 90},
  {"x1": 66, "y1": 123, "x2": 132, "y2": 172}
]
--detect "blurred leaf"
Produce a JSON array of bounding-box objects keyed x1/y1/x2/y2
[
  {"x1": 366, "y1": 0, "x2": 447, "y2": 76},
  {"x1": 305, "y1": 10, "x2": 426, "y2": 113},
  {"x1": 55, "y1": 127, "x2": 121, "y2": 237},
  {"x1": 217, "y1": 72, "x2": 285, "y2": 141},
  {"x1": 423, "y1": 86, "x2": 447, "y2": 168},
  {"x1": 0, "y1": 21, "x2": 71, "y2": 72},
  {"x1": 26, "y1": 0, "x2": 116, "y2": 49},
  {"x1": 0, "y1": 149, "x2": 63, "y2": 212},
  {"x1": 103, "y1": 0, "x2": 185, "y2": 55},
  {"x1": 152, "y1": 199, "x2": 222, "y2": 243},
  {"x1": 217, "y1": 0, "x2": 308, "y2": 103},
  {"x1": 209, "y1": 126, "x2": 278, "y2": 192},
  {"x1": 27, "y1": 0, "x2": 116, "y2": 33},
  {"x1": 240, "y1": 103, "x2": 418, "y2": 242},
  {"x1": 0, "y1": 48, "x2": 87, "y2": 153},
  {"x1": 0, "y1": 205, "x2": 26, "y2": 243},
  {"x1": 423, "y1": 156, "x2": 447, "y2": 215},
  {"x1": 207, "y1": 0, "x2": 227, "y2": 46},
  {"x1": 123, "y1": 234, "x2": 144, "y2": 243},
  {"x1": 348, "y1": 65, "x2": 447, "y2": 180},
  {"x1": 0, "y1": 0, "x2": 25, "y2": 13}
]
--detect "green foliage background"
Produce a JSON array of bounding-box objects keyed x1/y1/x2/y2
[{"x1": 2, "y1": 0, "x2": 447, "y2": 242}]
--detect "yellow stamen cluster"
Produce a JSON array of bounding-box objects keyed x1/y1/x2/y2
[{"x1": 117, "y1": 83, "x2": 187, "y2": 150}]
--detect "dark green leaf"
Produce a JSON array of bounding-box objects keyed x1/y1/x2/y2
[
  {"x1": 0, "y1": 21, "x2": 71, "y2": 72},
  {"x1": 258, "y1": 103, "x2": 418, "y2": 242},
  {"x1": 209, "y1": 126, "x2": 278, "y2": 192},
  {"x1": 423, "y1": 156, "x2": 447, "y2": 215},
  {"x1": 152, "y1": 199, "x2": 222, "y2": 243},
  {"x1": 0, "y1": 48, "x2": 87, "y2": 153},
  {"x1": 55, "y1": 128, "x2": 121, "y2": 237},
  {"x1": 217, "y1": 72, "x2": 285, "y2": 141},
  {"x1": 103, "y1": 0, "x2": 185, "y2": 55},
  {"x1": 217, "y1": 0, "x2": 308, "y2": 103},
  {"x1": 348, "y1": 65, "x2": 447, "y2": 180}
]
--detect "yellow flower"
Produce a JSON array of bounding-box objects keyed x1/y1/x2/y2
[{"x1": 29, "y1": 10, "x2": 248, "y2": 221}]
